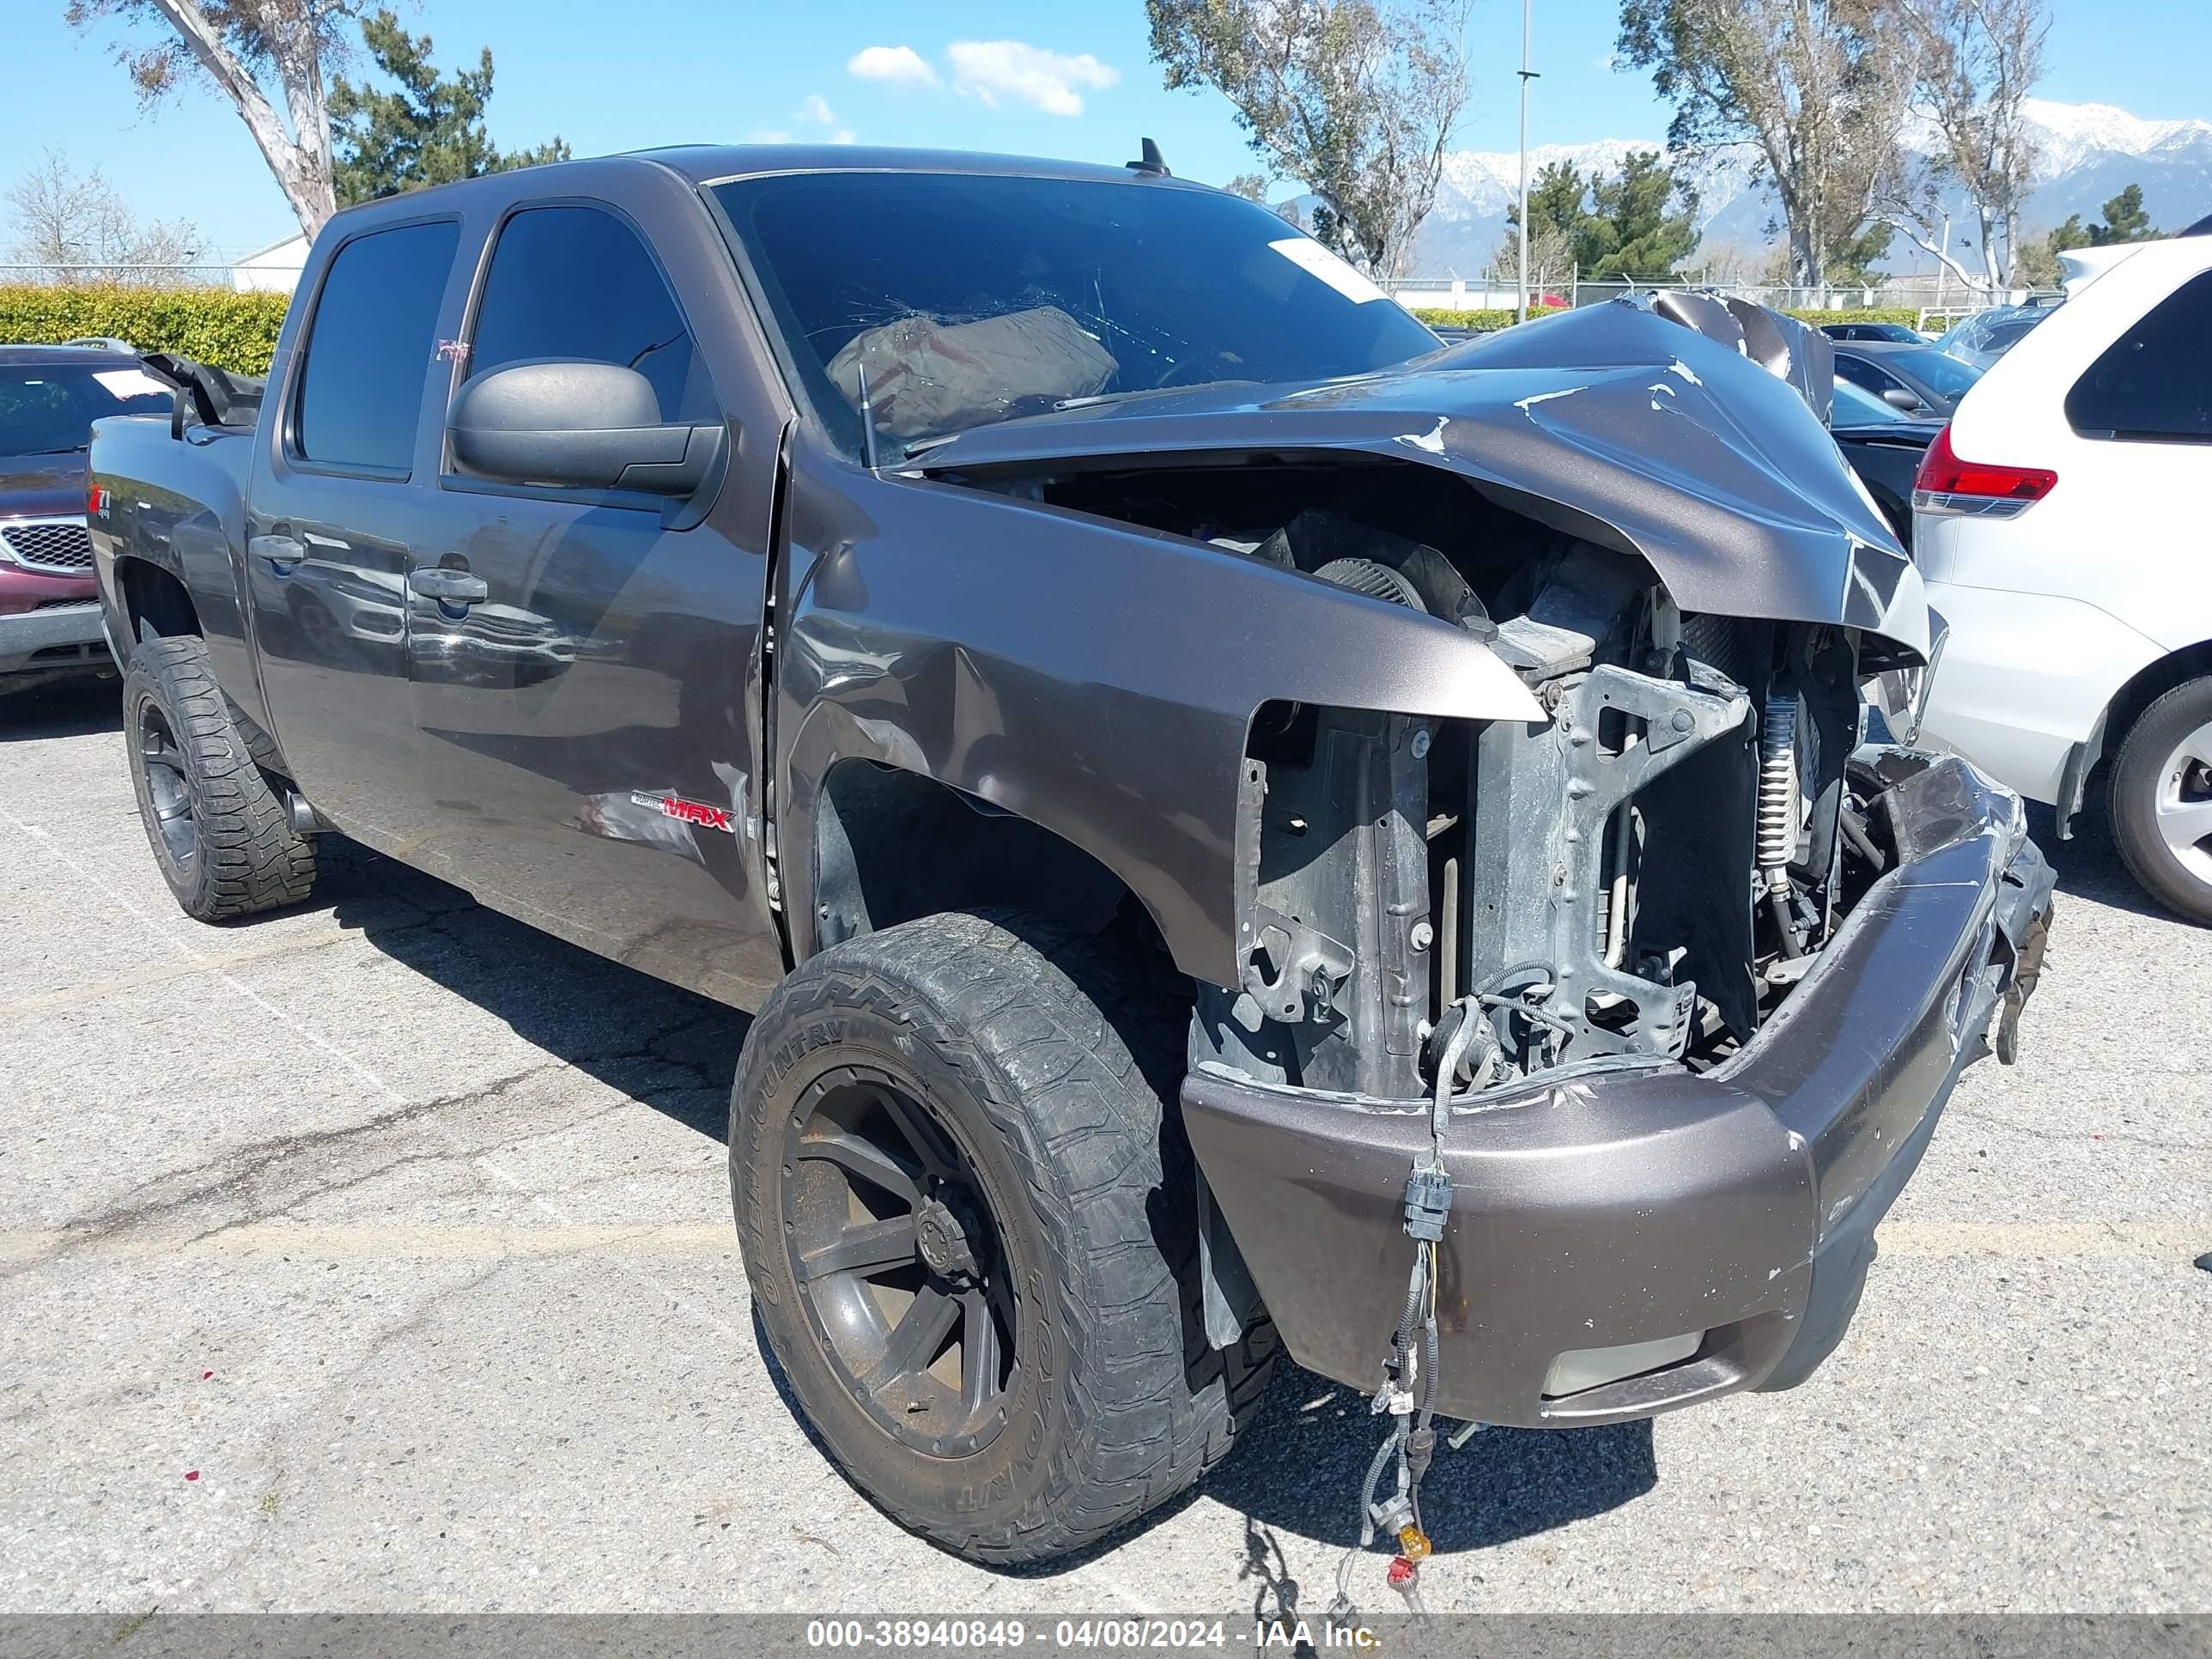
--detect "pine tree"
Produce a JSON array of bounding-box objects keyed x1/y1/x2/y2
[
  {"x1": 329, "y1": 9, "x2": 569, "y2": 206},
  {"x1": 1581, "y1": 150, "x2": 1701, "y2": 281}
]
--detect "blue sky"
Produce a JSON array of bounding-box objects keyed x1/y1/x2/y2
[{"x1": 9, "y1": 0, "x2": 2211, "y2": 256}]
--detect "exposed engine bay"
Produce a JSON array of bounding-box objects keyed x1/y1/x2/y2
[{"x1": 975, "y1": 454, "x2": 1882, "y2": 1103}]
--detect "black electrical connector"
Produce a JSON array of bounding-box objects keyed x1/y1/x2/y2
[{"x1": 1402, "y1": 1164, "x2": 1453, "y2": 1242}]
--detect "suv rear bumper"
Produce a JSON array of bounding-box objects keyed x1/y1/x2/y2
[{"x1": 1182, "y1": 750, "x2": 2053, "y2": 1428}]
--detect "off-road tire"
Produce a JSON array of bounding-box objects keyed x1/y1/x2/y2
[
  {"x1": 123, "y1": 634, "x2": 317, "y2": 921},
  {"x1": 731, "y1": 909, "x2": 1275, "y2": 1565},
  {"x1": 2110, "y1": 676, "x2": 2212, "y2": 926}
]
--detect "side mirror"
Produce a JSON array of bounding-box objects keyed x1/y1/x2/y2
[
  {"x1": 1881, "y1": 386, "x2": 1922, "y2": 411},
  {"x1": 448, "y1": 359, "x2": 726, "y2": 496}
]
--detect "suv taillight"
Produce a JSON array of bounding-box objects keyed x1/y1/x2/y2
[{"x1": 1912, "y1": 424, "x2": 2056, "y2": 520}]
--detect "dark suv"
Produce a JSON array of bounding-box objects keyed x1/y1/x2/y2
[{"x1": 1, "y1": 343, "x2": 169, "y2": 692}]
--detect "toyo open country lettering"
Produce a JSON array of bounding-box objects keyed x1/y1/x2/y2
[{"x1": 87, "y1": 144, "x2": 2052, "y2": 1573}]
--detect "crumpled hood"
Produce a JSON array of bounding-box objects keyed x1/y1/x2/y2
[
  {"x1": 0, "y1": 451, "x2": 89, "y2": 522},
  {"x1": 914, "y1": 301, "x2": 1930, "y2": 663}
]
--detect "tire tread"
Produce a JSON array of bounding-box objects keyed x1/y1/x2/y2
[{"x1": 732, "y1": 909, "x2": 1274, "y2": 1564}]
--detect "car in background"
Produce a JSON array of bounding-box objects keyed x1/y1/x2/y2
[
  {"x1": 1934, "y1": 303, "x2": 2055, "y2": 371},
  {"x1": 1820, "y1": 321, "x2": 1929, "y2": 343},
  {"x1": 1832, "y1": 341, "x2": 1983, "y2": 417},
  {"x1": 1827, "y1": 376, "x2": 1941, "y2": 550},
  {"x1": 1, "y1": 343, "x2": 172, "y2": 696},
  {"x1": 1913, "y1": 232, "x2": 2212, "y2": 921}
]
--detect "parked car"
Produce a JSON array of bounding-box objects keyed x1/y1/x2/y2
[
  {"x1": 1914, "y1": 232, "x2": 2212, "y2": 921},
  {"x1": 1832, "y1": 340, "x2": 1984, "y2": 416},
  {"x1": 1820, "y1": 321, "x2": 1928, "y2": 343},
  {"x1": 1, "y1": 343, "x2": 169, "y2": 695},
  {"x1": 88, "y1": 149, "x2": 2051, "y2": 1568},
  {"x1": 1934, "y1": 302, "x2": 2055, "y2": 371},
  {"x1": 1828, "y1": 375, "x2": 1942, "y2": 549}
]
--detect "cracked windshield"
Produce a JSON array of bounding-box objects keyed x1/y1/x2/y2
[{"x1": 712, "y1": 170, "x2": 1443, "y2": 454}]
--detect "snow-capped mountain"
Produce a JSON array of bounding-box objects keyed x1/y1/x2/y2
[{"x1": 1408, "y1": 97, "x2": 2212, "y2": 276}]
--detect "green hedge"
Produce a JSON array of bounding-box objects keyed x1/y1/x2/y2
[
  {"x1": 1408, "y1": 306, "x2": 1566, "y2": 329},
  {"x1": 0, "y1": 286, "x2": 1932, "y2": 375},
  {"x1": 0, "y1": 285, "x2": 291, "y2": 376},
  {"x1": 1411, "y1": 304, "x2": 1931, "y2": 332},
  {"x1": 1782, "y1": 307, "x2": 1927, "y2": 327}
]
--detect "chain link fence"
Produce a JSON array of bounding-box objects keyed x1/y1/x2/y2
[{"x1": 1383, "y1": 270, "x2": 2060, "y2": 325}]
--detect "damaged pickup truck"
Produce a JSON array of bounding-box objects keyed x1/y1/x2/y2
[{"x1": 87, "y1": 148, "x2": 2052, "y2": 1569}]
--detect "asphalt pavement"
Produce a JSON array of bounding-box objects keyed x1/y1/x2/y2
[{"x1": 2, "y1": 674, "x2": 2206, "y2": 1617}]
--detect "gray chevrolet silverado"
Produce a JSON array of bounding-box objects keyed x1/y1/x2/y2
[{"x1": 88, "y1": 147, "x2": 2052, "y2": 1572}]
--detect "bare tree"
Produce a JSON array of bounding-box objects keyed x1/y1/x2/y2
[
  {"x1": 1490, "y1": 217, "x2": 1575, "y2": 295},
  {"x1": 1149, "y1": 0, "x2": 1474, "y2": 277},
  {"x1": 6, "y1": 148, "x2": 206, "y2": 283},
  {"x1": 1877, "y1": 0, "x2": 2049, "y2": 291},
  {"x1": 65, "y1": 0, "x2": 363, "y2": 237},
  {"x1": 1618, "y1": 0, "x2": 1909, "y2": 286}
]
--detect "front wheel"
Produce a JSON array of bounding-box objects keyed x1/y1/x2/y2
[
  {"x1": 730, "y1": 910, "x2": 1273, "y2": 1564},
  {"x1": 2110, "y1": 676, "x2": 2212, "y2": 925}
]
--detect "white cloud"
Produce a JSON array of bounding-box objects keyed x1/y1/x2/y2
[
  {"x1": 847, "y1": 45, "x2": 939, "y2": 87},
  {"x1": 945, "y1": 40, "x2": 1119, "y2": 116},
  {"x1": 748, "y1": 129, "x2": 793, "y2": 144},
  {"x1": 831, "y1": 130, "x2": 858, "y2": 145},
  {"x1": 797, "y1": 93, "x2": 836, "y2": 125}
]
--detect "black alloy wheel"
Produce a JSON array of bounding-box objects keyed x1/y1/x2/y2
[
  {"x1": 782, "y1": 1064, "x2": 1018, "y2": 1457},
  {"x1": 136, "y1": 697, "x2": 201, "y2": 874},
  {"x1": 730, "y1": 909, "x2": 1276, "y2": 1563}
]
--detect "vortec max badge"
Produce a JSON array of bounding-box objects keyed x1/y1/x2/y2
[{"x1": 630, "y1": 791, "x2": 735, "y2": 834}]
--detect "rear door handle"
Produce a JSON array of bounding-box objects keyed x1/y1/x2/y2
[
  {"x1": 409, "y1": 567, "x2": 489, "y2": 604},
  {"x1": 250, "y1": 534, "x2": 304, "y2": 568}
]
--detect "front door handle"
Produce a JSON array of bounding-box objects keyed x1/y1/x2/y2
[
  {"x1": 410, "y1": 567, "x2": 489, "y2": 604},
  {"x1": 250, "y1": 534, "x2": 304, "y2": 568}
]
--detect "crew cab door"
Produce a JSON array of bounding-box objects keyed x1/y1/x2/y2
[
  {"x1": 245, "y1": 216, "x2": 461, "y2": 849},
  {"x1": 401, "y1": 176, "x2": 788, "y2": 1006}
]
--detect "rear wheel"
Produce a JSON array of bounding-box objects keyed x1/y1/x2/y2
[
  {"x1": 2111, "y1": 676, "x2": 2212, "y2": 925},
  {"x1": 123, "y1": 634, "x2": 317, "y2": 921},
  {"x1": 730, "y1": 909, "x2": 1273, "y2": 1564}
]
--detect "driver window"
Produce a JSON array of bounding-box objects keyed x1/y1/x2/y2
[{"x1": 465, "y1": 204, "x2": 715, "y2": 423}]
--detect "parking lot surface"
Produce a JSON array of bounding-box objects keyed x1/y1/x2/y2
[{"x1": 3, "y1": 675, "x2": 2207, "y2": 1616}]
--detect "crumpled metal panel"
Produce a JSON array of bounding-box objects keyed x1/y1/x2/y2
[{"x1": 915, "y1": 299, "x2": 1929, "y2": 663}]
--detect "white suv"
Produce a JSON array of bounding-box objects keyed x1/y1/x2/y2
[{"x1": 1913, "y1": 232, "x2": 2212, "y2": 921}]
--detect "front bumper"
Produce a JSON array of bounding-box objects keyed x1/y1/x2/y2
[
  {"x1": 1182, "y1": 750, "x2": 2054, "y2": 1428},
  {"x1": 0, "y1": 586, "x2": 110, "y2": 678}
]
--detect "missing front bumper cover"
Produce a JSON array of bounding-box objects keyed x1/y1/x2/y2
[{"x1": 1182, "y1": 750, "x2": 2054, "y2": 1426}]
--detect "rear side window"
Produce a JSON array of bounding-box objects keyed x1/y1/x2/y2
[
  {"x1": 294, "y1": 220, "x2": 459, "y2": 472},
  {"x1": 1836, "y1": 356, "x2": 1894, "y2": 395},
  {"x1": 465, "y1": 205, "x2": 714, "y2": 422},
  {"x1": 2066, "y1": 270, "x2": 2212, "y2": 441}
]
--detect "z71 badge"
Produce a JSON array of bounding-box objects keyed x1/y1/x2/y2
[{"x1": 630, "y1": 791, "x2": 735, "y2": 834}]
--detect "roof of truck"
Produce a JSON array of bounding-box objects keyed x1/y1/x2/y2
[{"x1": 633, "y1": 144, "x2": 1201, "y2": 189}]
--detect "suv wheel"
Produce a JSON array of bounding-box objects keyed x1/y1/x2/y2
[
  {"x1": 2111, "y1": 676, "x2": 2212, "y2": 925},
  {"x1": 123, "y1": 634, "x2": 317, "y2": 921},
  {"x1": 730, "y1": 909, "x2": 1274, "y2": 1564}
]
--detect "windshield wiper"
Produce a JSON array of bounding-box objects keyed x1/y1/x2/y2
[{"x1": 1051, "y1": 379, "x2": 1255, "y2": 413}]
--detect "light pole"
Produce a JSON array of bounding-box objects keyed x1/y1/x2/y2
[{"x1": 1516, "y1": 0, "x2": 1538, "y2": 324}]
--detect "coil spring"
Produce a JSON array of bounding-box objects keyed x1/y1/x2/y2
[{"x1": 1756, "y1": 692, "x2": 1801, "y2": 887}]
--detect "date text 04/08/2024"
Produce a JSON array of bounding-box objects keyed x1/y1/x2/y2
[{"x1": 802, "y1": 1619, "x2": 1382, "y2": 1650}]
